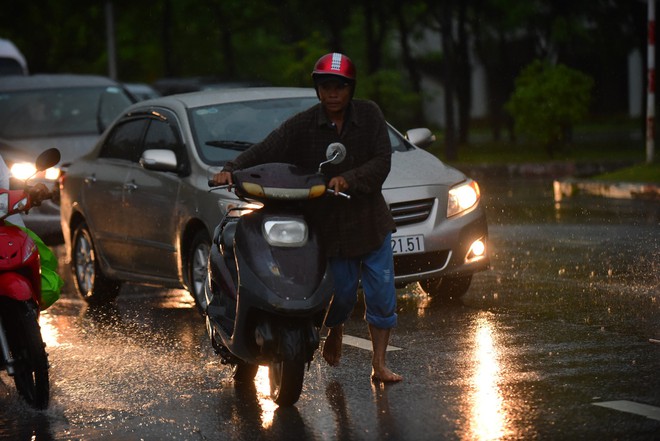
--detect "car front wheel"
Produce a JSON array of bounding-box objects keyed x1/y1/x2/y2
[
  {"x1": 71, "y1": 222, "x2": 121, "y2": 304},
  {"x1": 186, "y1": 230, "x2": 210, "y2": 304}
]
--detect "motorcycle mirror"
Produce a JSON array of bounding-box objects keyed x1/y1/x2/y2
[
  {"x1": 318, "y1": 142, "x2": 346, "y2": 172},
  {"x1": 35, "y1": 148, "x2": 61, "y2": 172}
]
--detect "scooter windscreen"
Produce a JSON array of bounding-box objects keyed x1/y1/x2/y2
[{"x1": 234, "y1": 163, "x2": 326, "y2": 201}]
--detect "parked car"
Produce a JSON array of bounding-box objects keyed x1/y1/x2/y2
[
  {"x1": 59, "y1": 87, "x2": 489, "y2": 304},
  {"x1": 0, "y1": 38, "x2": 28, "y2": 75},
  {"x1": 152, "y1": 76, "x2": 269, "y2": 96},
  {"x1": 124, "y1": 82, "x2": 161, "y2": 101},
  {"x1": 0, "y1": 74, "x2": 135, "y2": 239}
]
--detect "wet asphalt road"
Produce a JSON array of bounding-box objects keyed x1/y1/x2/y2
[{"x1": 0, "y1": 177, "x2": 658, "y2": 440}]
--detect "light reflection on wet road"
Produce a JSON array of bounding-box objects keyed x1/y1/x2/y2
[{"x1": 0, "y1": 177, "x2": 658, "y2": 440}]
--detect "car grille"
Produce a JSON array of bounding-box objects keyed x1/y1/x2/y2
[
  {"x1": 389, "y1": 198, "x2": 435, "y2": 226},
  {"x1": 394, "y1": 250, "x2": 451, "y2": 276}
]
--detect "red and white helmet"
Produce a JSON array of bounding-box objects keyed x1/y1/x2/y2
[
  {"x1": 312, "y1": 53, "x2": 356, "y2": 83},
  {"x1": 312, "y1": 53, "x2": 356, "y2": 98}
]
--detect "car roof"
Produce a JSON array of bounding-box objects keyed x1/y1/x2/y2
[
  {"x1": 133, "y1": 87, "x2": 318, "y2": 110},
  {"x1": 0, "y1": 73, "x2": 125, "y2": 91}
]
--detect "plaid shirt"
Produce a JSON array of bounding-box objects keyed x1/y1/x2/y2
[{"x1": 223, "y1": 99, "x2": 396, "y2": 257}]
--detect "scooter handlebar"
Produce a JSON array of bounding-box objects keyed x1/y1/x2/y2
[
  {"x1": 26, "y1": 183, "x2": 56, "y2": 207},
  {"x1": 326, "y1": 189, "x2": 351, "y2": 199}
]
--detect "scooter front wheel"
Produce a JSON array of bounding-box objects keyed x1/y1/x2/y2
[
  {"x1": 1, "y1": 299, "x2": 49, "y2": 409},
  {"x1": 231, "y1": 360, "x2": 259, "y2": 383},
  {"x1": 268, "y1": 360, "x2": 305, "y2": 407}
]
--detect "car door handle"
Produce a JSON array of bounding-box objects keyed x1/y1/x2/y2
[{"x1": 124, "y1": 182, "x2": 138, "y2": 192}]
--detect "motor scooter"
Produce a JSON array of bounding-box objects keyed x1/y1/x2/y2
[
  {"x1": 0, "y1": 148, "x2": 60, "y2": 409},
  {"x1": 200, "y1": 144, "x2": 347, "y2": 406}
]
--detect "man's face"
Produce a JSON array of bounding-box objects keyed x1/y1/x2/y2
[{"x1": 318, "y1": 80, "x2": 351, "y2": 114}]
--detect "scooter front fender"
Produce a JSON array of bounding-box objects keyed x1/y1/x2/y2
[{"x1": 0, "y1": 273, "x2": 34, "y2": 302}]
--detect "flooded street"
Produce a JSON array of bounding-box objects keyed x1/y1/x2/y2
[{"x1": 0, "y1": 177, "x2": 658, "y2": 440}]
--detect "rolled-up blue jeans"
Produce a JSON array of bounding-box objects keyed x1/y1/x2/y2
[{"x1": 324, "y1": 233, "x2": 397, "y2": 329}]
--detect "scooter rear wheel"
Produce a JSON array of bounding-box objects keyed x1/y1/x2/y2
[
  {"x1": 1, "y1": 299, "x2": 49, "y2": 409},
  {"x1": 268, "y1": 360, "x2": 305, "y2": 406}
]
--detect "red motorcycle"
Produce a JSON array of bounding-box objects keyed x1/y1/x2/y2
[{"x1": 0, "y1": 148, "x2": 60, "y2": 409}]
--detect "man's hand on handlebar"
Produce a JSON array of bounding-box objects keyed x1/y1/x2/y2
[
  {"x1": 328, "y1": 176, "x2": 349, "y2": 195},
  {"x1": 28, "y1": 183, "x2": 51, "y2": 206},
  {"x1": 211, "y1": 170, "x2": 233, "y2": 186}
]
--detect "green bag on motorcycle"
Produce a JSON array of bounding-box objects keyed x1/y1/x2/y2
[{"x1": 6, "y1": 222, "x2": 64, "y2": 309}]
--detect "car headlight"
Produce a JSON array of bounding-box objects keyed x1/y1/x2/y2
[
  {"x1": 447, "y1": 180, "x2": 480, "y2": 218},
  {"x1": 10, "y1": 162, "x2": 37, "y2": 180},
  {"x1": 44, "y1": 167, "x2": 61, "y2": 180},
  {"x1": 263, "y1": 219, "x2": 308, "y2": 247},
  {"x1": 10, "y1": 162, "x2": 61, "y2": 181}
]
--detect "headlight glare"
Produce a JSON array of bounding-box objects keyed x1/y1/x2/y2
[
  {"x1": 447, "y1": 180, "x2": 480, "y2": 217},
  {"x1": 465, "y1": 238, "x2": 487, "y2": 263},
  {"x1": 44, "y1": 167, "x2": 61, "y2": 180},
  {"x1": 10, "y1": 162, "x2": 37, "y2": 180}
]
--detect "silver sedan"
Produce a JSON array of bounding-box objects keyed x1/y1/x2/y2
[{"x1": 59, "y1": 87, "x2": 488, "y2": 304}]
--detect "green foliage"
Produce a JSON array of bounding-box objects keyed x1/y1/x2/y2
[
  {"x1": 505, "y1": 60, "x2": 594, "y2": 156},
  {"x1": 357, "y1": 69, "x2": 422, "y2": 130},
  {"x1": 595, "y1": 163, "x2": 660, "y2": 184}
]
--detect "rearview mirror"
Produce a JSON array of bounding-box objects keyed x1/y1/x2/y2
[
  {"x1": 318, "y1": 142, "x2": 346, "y2": 172},
  {"x1": 35, "y1": 148, "x2": 61, "y2": 172}
]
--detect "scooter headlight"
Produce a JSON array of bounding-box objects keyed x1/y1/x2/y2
[{"x1": 263, "y1": 219, "x2": 308, "y2": 247}]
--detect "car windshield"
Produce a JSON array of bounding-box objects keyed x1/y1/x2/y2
[
  {"x1": 0, "y1": 86, "x2": 133, "y2": 139},
  {"x1": 190, "y1": 97, "x2": 411, "y2": 165}
]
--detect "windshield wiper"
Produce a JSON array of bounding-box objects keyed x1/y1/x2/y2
[{"x1": 205, "y1": 140, "x2": 253, "y2": 151}]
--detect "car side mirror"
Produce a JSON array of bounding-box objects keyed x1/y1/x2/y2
[
  {"x1": 405, "y1": 128, "x2": 436, "y2": 149},
  {"x1": 140, "y1": 149, "x2": 178, "y2": 172}
]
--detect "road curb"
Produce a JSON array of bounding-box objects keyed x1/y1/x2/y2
[
  {"x1": 552, "y1": 179, "x2": 660, "y2": 201},
  {"x1": 454, "y1": 161, "x2": 634, "y2": 180},
  {"x1": 453, "y1": 161, "x2": 659, "y2": 202}
]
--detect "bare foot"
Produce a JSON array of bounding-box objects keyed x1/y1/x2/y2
[
  {"x1": 322, "y1": 325, "x2": 343, "y2": 366},
  {"x1": 371, "y1": 366, "x2": 403, "y2": 383}
]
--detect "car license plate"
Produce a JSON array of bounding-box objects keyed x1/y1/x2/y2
[{"x1": 391, "y1": 235, "x2": 425, "y2": 255}]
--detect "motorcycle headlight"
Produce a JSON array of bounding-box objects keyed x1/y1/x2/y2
[
  {"x1": 263, "y1": 219, "x2": 308, "y2": 247},
  {"x1": 447, "y1": 180, "x2": 480, "y2": 218},
  {"x1": 22, "y1": 239, "x2": 37, "y2": 263}
]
